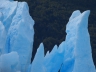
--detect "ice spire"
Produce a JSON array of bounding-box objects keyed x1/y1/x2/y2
[
  {"x1": 72, "y1": 10, "x2": 96, "y2": 72},
  {"x1": 60, "y1": 10, "x2": 96, "y2": 72},
  {"x1": 31, "y1": 43, "x2": 44, "y2": 72}
]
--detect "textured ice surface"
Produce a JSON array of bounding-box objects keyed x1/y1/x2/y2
[
  {"x1": 0, "y1": 21, "x2": 6, "y2": 55},
  {"x1": 0, "y1": 0, "x2": 34, "y2": 72},
  {"x1": 5, "y1": 2, "x2": 34, "y2": 72},
  {"x1": 0, "y1": 0, "x2": 18, "y2": 32},
  {"x1": 0, "y1": 52, "x2": 20, "y2": 72}
]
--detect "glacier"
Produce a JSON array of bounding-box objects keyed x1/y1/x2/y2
[
  {"x1": 0, "y1": 0, "x2": 96, "y2": 72},
  {"x1": 0, "y1": 0, "x2": 34, "y2": 72}
]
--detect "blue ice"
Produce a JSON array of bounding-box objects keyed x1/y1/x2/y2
[
  {"x1": 0, "y1": 0, "x2": 96, "y2": 72},
  {"x1": 0, "y1": 0, "x2": 34, "y2": 72}
]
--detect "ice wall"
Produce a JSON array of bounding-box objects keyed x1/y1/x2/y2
[
  {"x1": 0, "y1": 0, "x2": 34, "y2": 72},
  {"x1": 60, "y1": 10, "x2": 96, "y2": 72},
  {"x1": 5, "y1": 2, "x2": 34, "y2": 72}
]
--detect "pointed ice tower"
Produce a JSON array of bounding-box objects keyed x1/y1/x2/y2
[
  {"x1": 60, "y1": 10, "x2": 96, "y2": 72},
  {"x1": 60, "y1": 10, "x2": 81, "y2": 72},
  {"x1": 43, "y1": 44, "x2": 65, "y2": 72},
  {"x1": 72, "y1": 11, "x2": 96, "y2": 72},
  {"x1": 31, "y1": 43, "x2": 44, "y2": 72}
]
